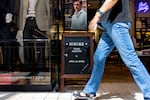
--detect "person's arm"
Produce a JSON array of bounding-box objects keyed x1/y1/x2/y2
[{"x1": 89, "y1": 0, "x2": 118, "y2": 31}]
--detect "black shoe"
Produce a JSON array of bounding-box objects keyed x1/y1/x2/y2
[
  {"x1": 144, "y1": 98, "x2": 150, "y2": 100},
  {"x1": 73, "y1": 91, "x2": 96, "y2": 100}
]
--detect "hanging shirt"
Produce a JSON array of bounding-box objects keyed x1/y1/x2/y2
[
  {"x1": 26, "y1": 0, "x2": 38, "y2": 18},
  {"x1": 19, "y1": 0, "x2": 50, "y2": 30}
]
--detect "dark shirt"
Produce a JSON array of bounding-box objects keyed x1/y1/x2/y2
[{"x1": 99, "y1": 0, "x2": 132, "y2": 23}]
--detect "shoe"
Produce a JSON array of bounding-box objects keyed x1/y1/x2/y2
[
  {"x1": 144, "y1": 98, "x2": 150, "y2": 100},
  {"x1": 73, "y1": 91, "x2": 96, "y2": 100}
]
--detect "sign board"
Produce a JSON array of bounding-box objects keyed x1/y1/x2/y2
[{"x1": 61, "y1": 33, "x2": 93, "y2": 74}]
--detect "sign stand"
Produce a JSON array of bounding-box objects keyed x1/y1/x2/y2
[{"x1": 60, "y1": 32, "x2": 94, "y2": 91}]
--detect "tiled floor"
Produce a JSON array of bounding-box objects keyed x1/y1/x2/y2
[
  {"x1": 0, "y1": 65, "x2": 146, "y2": 100},
  {"x1": 0, "y1": 92, "x2": 73, "y2": 100},
  {"x1": 0, "y1": 83, "x2": 144, "y2": 100}
]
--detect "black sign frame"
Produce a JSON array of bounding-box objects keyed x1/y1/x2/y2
[
  {"x1": 60, "y1": 32, "x2": 94, "y2": 91},
  {"x1": 61, "y1": 32, "x2": 94, "y2": 74}
]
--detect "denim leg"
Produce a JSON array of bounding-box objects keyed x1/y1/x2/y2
[
  {"x1": 83, "y1": 30, "x2": 114, "y2": 94},
  {"x1": 111, "y1": 22, "x2": 150, "y2": 99}
]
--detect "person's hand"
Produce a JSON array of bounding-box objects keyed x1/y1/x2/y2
[
  {"x1": 88, "y1": 13, "x2": 100, "y2": 31},
  {"x1": 5, "y1": 13, "x2": 13, "y2": 23}
]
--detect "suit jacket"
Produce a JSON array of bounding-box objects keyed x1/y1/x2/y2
[{"x1": 0, "y1": 0, "x2": 15, "y2": 21}]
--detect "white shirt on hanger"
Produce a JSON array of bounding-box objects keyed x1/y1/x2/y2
[{"x1": 27, "y1": 0, "x2": 38, "y2": 18}]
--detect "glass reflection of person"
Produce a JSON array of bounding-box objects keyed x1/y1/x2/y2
[{"x1": 71, "y1": 0, "x2": 87, "y2": 31}]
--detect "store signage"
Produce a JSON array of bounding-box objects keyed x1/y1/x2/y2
[
  {"x1": 63, "y1": 36, "x2": 91, "y2": 74},
  {"x1": 137, "y1": 1, "x2": 149, "y2": 12}
]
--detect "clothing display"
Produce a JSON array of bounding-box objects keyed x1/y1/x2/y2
[
  {"x1": 23, "y1": 17, "x2": 47, "y2": 71},
  {"x1": 21, "y1": 0, "x2": 48, "y2": 72},
  {"x1": 0, "y1": 0, "x2": 15, "y2": 68},
  {"x1": 19, "y1": 0, "x2": 50, "y2": 30}
]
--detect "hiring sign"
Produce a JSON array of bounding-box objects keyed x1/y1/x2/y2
[{"x1": 61, "y1": 33, "x2": 93, "y2": 74}]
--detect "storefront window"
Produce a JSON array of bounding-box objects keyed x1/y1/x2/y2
[{"x1": 0, "y1": 0, "x2": 58, "y2": 91}]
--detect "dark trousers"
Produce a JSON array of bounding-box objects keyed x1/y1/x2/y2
[
  {"x1": 23, "y1": 17, "x2": 47, "y2": 71},
  {"x1": 0, "y1": 23, "x2": 12, "y2": 67}
]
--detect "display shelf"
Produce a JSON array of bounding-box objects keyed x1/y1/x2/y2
[{"x1": 135, "y1": 17, "x2": 150, "y2": 49}]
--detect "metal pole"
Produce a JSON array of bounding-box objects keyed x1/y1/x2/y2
[{"x1": 55, "y1": 0, "x2": 60, "y2": 91}]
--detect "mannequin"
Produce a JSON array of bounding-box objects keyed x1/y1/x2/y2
[
  {"x1": 19, "y1": 0, "x2": 50, "y2": 30},
  {"x1": 0, "y1": 0, "x2": 15, "y2": 69},
  {"x1": 20, "y1": 0, "x2": 49, "y2": 72}
]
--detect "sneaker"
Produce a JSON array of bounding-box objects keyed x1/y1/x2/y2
[{"x1": 73, "y1": 91, "x2": 96, "y2": 100}]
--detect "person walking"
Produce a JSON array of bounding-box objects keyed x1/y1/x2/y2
[{"x1": 73, "y1": 0, "x2": 150, "y2": 100}]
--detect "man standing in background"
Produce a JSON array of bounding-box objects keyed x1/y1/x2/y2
[{"x1": 71, "y1": 0, "x2": 87, "y2": 31}]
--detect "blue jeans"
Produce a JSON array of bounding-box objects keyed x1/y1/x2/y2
[{"x1": 83, "y1": 22, "x2": 150, "y2": 99}]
